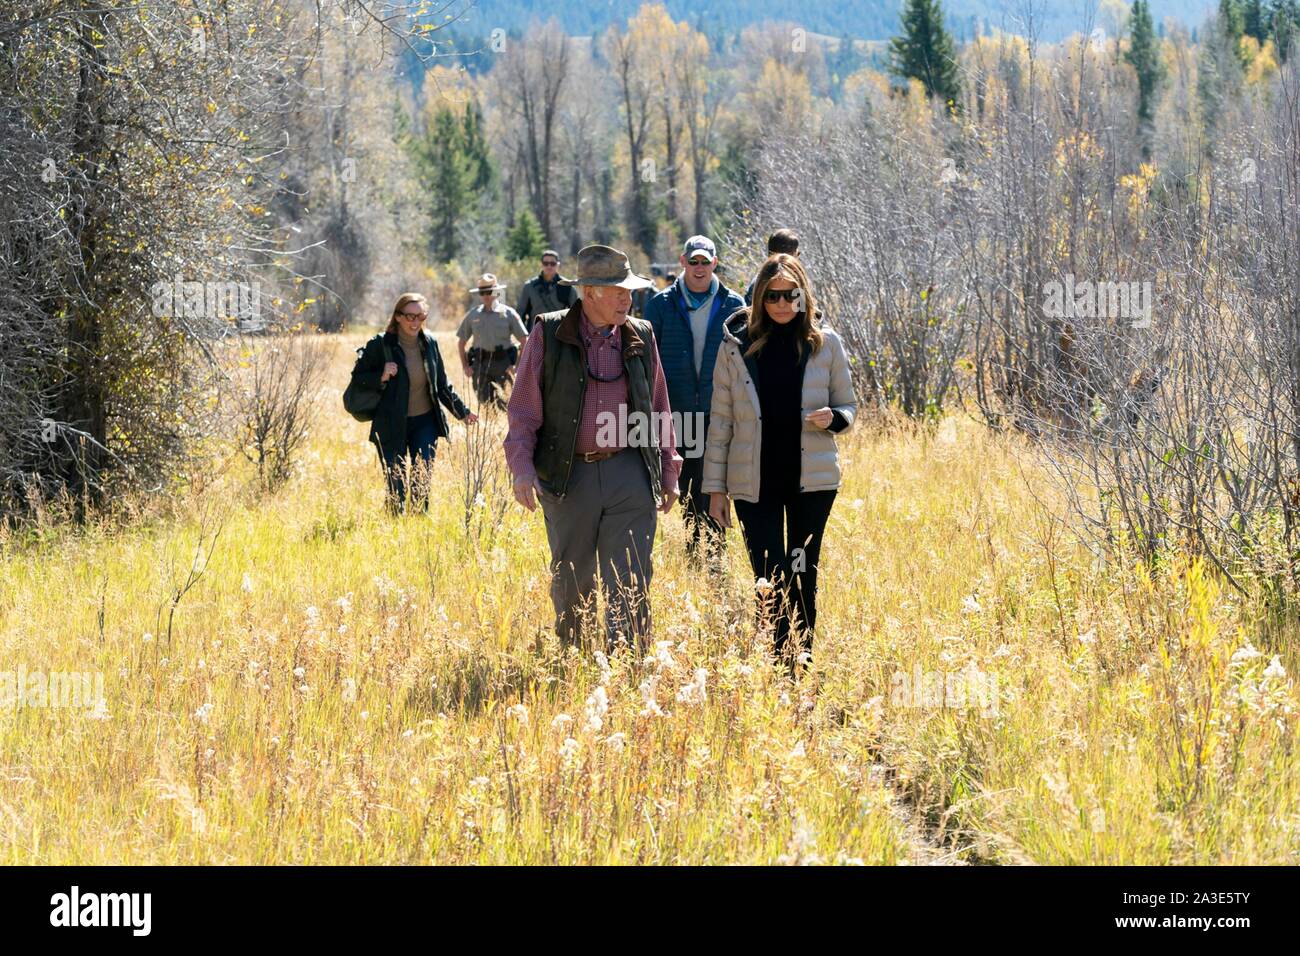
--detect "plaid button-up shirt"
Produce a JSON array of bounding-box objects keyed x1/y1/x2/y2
[{"x1": 505, "y1": 312, "x2": 682, "y2": 492}]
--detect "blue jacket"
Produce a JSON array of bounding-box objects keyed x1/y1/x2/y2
[{"x1": 645, "y1": 277, "x2": 745, "y2": 420}]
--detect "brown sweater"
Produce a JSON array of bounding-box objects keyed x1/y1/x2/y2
[{"x1": 397, "y1": 330, "x2": 434, "y2": 416}]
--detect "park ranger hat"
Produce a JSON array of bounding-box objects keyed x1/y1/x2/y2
[
  {"x1": 558, "y1": 244, "x2": 653, "y2": 290},
  {"x1": 469, "y1": 273, "x2": 507, "y2": 294}
]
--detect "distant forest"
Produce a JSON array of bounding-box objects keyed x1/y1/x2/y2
[{"x1": 428, "y1": 0, "x2": 1217, "y2": 43}]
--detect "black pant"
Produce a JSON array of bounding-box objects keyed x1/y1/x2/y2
[
  {"x1": 379, "y1": 410, "x2": 438, "y2": 513},
  {"x1": 470, "y1": 348, "x2": 514, "y2": 409},
  {"x1": 677, "y1": 450, "x2": 723, "y2": 569},
  {"x1": 733, "y1": 488, "x2": 837, "y2": 657}
]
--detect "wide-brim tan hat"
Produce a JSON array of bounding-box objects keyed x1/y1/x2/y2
[
  {"x1": 469, "y1": 273, "x2": 506, "y2": 293},
  {"x1": 558, "y1": 244, "x2": 653, "y2": 290}
]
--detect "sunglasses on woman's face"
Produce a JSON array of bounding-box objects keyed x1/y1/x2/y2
[
  {"x1": 401, "y1": 309, "x2": 426, "y2": 318},
  {"x1": 763, "y1": 288, "x2": 801, "y2": 303}
]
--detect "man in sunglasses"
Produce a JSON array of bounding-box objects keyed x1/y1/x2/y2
[
  {"x1": 457, "y1": 273, "x2": 528, "y2": 410},
  {"x1": 516, "y1": 249, "x2": 576, "y2": 333},
  {"x1": 744, "y1": 229, "x2": 800, "y2": 305},
  {"x1": 644, "y1": 235, "x2": 745, "y2": 573},
  {"x1": 505, "y1": 244, "x2": 681, "y2": 653}
]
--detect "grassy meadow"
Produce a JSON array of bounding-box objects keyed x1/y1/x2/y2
[{"x1": 1, "y1": 331, "x2": 1297, "y2": 864}]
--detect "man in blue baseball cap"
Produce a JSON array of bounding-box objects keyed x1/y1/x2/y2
[{"x1": 644, "y1": 235, "x2": 745, "y2": 573}]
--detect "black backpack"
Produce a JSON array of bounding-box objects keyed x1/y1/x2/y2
[{"x1": 343, "y1": 341, "x2": 399, "y2": 423}]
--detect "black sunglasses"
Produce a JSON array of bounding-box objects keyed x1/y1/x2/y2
[{"x1": 763, "y1": 288, "x2": 802, "y2": 303}]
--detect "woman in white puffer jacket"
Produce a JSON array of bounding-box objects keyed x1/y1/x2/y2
[{"x1": 703, "y1": 253, "x2": 856, "y2": 667}]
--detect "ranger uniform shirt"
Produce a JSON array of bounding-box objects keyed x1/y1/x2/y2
[{"x1": 457, "y1": 302, "x2": 528, "y2": 351}]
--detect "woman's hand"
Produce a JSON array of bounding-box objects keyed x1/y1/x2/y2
[
  {"x1": 381, "y1": 361, "x2": 399, "y2": 383},
  {"x1": 465, "y1": 412, "x2": 479, "y2": 425},
  {"x1": 708, "y1": 492, "x2": 731, "y2": 529},
  {"x1": 805, "y1": 407, "x2": 833, "y2": 429}
]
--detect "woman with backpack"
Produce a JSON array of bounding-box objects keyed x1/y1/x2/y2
[
  {"x1": 347, "y1": 292, "x2": 478, "y2": 514},
  {"x1": 702, "y1": 254, "x2": 856, "y2": 669}
]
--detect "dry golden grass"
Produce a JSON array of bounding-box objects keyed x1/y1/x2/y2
[{"x1": 1, "y1": 332, "x2": 1297, "y2": 864}]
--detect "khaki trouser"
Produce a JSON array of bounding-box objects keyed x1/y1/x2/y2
[{"x1": 536, "y1": 448, "x2": 658, "y2": 652}]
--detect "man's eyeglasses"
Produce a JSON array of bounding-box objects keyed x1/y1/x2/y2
[
  {"x1": 478, "y1": 291, "x2": 495, "y2": 297},
  {"x1": 586, "y1": 360, "x2": 625, "y2": 383},
  {"x1": 687, "y1": 257, "x2": 713, "y2": 267},
  {"x1": 763, "y1": 288, "x2": 801, "y2": 304},
  {"x1": 541, "y1": 260, "x2": 559, "y2": 267},
  {"x1": 583, "y1": 327, "x2": 624, "y2": 382}
]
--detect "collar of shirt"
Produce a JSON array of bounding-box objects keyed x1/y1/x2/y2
[
  {"x1": 678, "y1": 274, "x2": 718, "y2": 312},
  {"x1": 477, "y1": 301, "x2": 504, "y2": 315},
  {"x1": 580, "y1": 312, "x2": 620, "y2": 347}
]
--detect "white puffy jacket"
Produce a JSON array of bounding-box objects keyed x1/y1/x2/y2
[{"x1": 701, "y1": 315, "x2": 857, "y2": 502}]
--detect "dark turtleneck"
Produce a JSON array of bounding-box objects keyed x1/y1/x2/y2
[{"x1": 756, "y1": 319, "x2": 804, "y2": 499}]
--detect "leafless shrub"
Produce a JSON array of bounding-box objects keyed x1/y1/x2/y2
[
  {"x1": 228, "y1": 331, "x2": 329, "y2": 493},
  {"x1": 726, "y1": 22, "x2": 1300, "y2": 599},
  {"x1": 993, "y1": 46, "x2": 1300, "y2": 600},
  {"x1": 460, "y1": 403, "x2": 511, "y2": 539},
  {"x1": 722, "y1": 95, "x2": 970, "y2": 419},
  {"x1": 0, "y1": 1, "x2": 454, "y2": 523}
]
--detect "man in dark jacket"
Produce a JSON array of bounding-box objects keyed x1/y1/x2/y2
[
  {"x1": 516, "y1": 249, "x2": 576, "y2": 332},
  {"x1": 644, "y1": 235, "x2": 745, "y2": 571},
  {"x1": 744, "y1": 228, "x2": 801, "y2": 305}
]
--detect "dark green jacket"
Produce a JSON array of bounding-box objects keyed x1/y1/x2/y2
[
  {"x1": 532, "y1": 300, "x2": 662, "y2": 500},
  {"x1": 350, "y1": 330, "x2": 470, "y2": 457},
  {"x1": 517, "y1": 273, "x2": 576, "y2": 331}
]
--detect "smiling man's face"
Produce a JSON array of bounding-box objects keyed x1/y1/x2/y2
[{"x1": 680, "y1": 252, "x2": 716, "y2": 294}]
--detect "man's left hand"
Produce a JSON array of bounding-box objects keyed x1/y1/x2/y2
[{"x1": 659, "y1": 484, "x2": 679, "y2": 514}]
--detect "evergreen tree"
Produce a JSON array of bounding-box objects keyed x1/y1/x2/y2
[
  {"x1": 1219, "y1": 0, "x2": 1250, "y2": 66},
  {"x1": 410, "y1": 107, "x2": 471, "y2": 263},
  {"x1": 890, "y1": 0, "x2": 962, "y2": 108},
  {"x1": 505, "y1": 208, "x2": 546, "y2": 261},
  {"x1": 461, "y1": 101, "x2": 494, "y2": 194},
  {"x1": 829, "y1": 33, "x2": 863, "y2": 101},
  {"x1": 1125, "y1": 0, "x2": 1166, "y2": 143},
  {"x1": 1198, "y1": 1, "x2": 1246, "y2": 155},
  {"x1": 404, "y1": 100, "x2": 498, "y2": 264},
  {"x1": 1273, "y1": 0, "x2": 1299, "y2": 61},
  {"x1": 1243, "y1": 0, "x2": 1268, "y2": 40}
]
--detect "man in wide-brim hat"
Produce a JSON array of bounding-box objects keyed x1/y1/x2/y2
[
  {"x1": 457, "y1": 273, "x2": 528, "y2": 410},
  {"x1": 504, "y1": 244, "x2": 683, "y2": 652}
]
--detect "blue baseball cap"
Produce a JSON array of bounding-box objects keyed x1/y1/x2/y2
[{"x1": 683, "y1": 236, "x2": 717, "y2": 260}]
